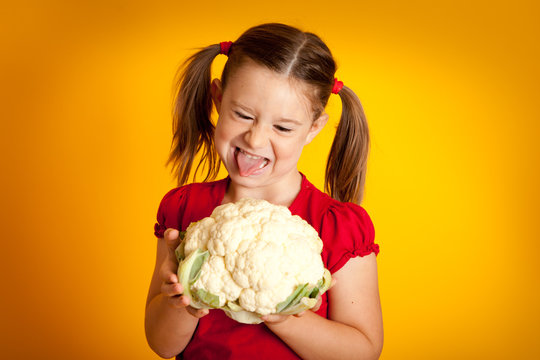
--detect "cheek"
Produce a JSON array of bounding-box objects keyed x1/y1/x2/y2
[
  {"x1": 214, "y1": 118, "x2": 244, "y2": 162},
  {"x1": 214, "y1": 119, "x2": 231, "y2": 144},
  {"x1": 213, "y1": 121, "x2": 229, "y2": 159},
  {"x1": 274, "y1": 138, "x2": 306, "y2": 163}
]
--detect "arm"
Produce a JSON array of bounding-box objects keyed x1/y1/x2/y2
[
  {"x1": 145, "y1": 229, "x2": 208, "y2": 359},
  {"x1": 265, "y1": 253, "x2": 383, "y2": 360}
]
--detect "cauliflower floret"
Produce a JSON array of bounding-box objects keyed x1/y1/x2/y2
[
  {"x1": 177, "y1": 198, "x2": 329, "y2": 323},
  {"x1": 183, "y1": 217, "x2": 214, "y2": 255},
  {"x1": 192, "y1": 255, "x2": 242, "y2": 306}
]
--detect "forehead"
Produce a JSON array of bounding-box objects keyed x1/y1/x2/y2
[{"x1": 225, "y1": 60, "x2": 313, "y2": 121}]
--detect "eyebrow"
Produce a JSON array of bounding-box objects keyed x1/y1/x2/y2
[
  {"x1": 231, "y1": 101, "x2": 304, "y2": 126},
  {"x1": 231, "y1": 100, "x2": 253, "y2": 112},
  {"x1": 278, "y1": 118, "x2": 303, "y2": 126}
]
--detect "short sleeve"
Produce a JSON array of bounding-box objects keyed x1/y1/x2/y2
[
  {"x1": 321, "y1": 202, "x2": 379, "y2": 274},
  {"x1": 153, "y1": 186, "x2": 186, "y2": 238}
]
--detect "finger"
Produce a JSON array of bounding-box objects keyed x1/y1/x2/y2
[
  {"x1": 161, "y1": 282, "x2": 183, "y2": 297},
  {"x1": 329, "y1": 277, "x2": 337, "y2": 289},
  {"x1": 164, "y1": 270, "x2": 178, "y2": 284},
  {"x1": 167, "y1": 294, "x2": 191, "y2": 308},
  {"x1": 159, "y1": 261, "x2": 179, "y2": 284},
  {"x1": 167, "y1": 294, "x2": 186, "y2": 308},
  {"x1": 261, "y1": 314, "x2": 288, "y2": 324},
  {"x1": 179, "y1": 295, "x2": 191, "y2": 307},
  {"x1": 311, "y1": 296, "x2": 323, "y2": 312},
  {"x1": 186, "y1": 306, "x2": 209, "y2": 318},
  {"x1": 294, "y1": 310, "x2": 306, "y2": 317}
]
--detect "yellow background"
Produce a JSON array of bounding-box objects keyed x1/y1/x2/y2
[{"x1": 1, "y1": 1, "x2": 539, "y2": 359}]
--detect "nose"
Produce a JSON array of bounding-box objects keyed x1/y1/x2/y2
[{"x1": 244, "y1": 123, "x2": 268, "y2": 149}]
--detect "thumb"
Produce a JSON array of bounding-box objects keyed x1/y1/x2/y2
[
  {"x1": 164, "y1": 228, "x2": 181, "y2": 250},
  {"x1": 329, "y1": 277, "x2": 337, "y2": 289}
]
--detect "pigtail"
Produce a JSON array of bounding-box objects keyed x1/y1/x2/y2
[
  {"x1": 166, "y1": 44, "x2": 222, "y2": 186},
  {"x1": 325, "y1": 85, "x2": 370, "y2": 204}
]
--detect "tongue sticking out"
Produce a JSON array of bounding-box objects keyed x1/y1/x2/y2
[{"x1": 236, "y1": 149, "x2": 268, "y2": 177}]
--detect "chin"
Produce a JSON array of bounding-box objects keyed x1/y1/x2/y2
[{"x1": 228, "y1": 170, "x2": 271, "y2": 188}]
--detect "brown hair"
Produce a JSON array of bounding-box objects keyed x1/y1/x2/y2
[{"x1": 166, "y1": 23, "x2": 371, "y2": 204}]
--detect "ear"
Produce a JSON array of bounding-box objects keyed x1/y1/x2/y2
[
  {"x1": 210, "y1": 78, "x2": 223, "y2": 113},
  {"x1": 305, "y1": 112, "x2": 329, "y2": 145}
]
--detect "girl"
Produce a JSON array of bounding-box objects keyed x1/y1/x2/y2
[{"x1": 145, "y1": 23, "x2": 383, "y2": 360}]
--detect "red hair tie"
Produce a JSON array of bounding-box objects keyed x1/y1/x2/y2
[
  {"x1": 332, "y1": 78, "x2": 344, "y2": 94},
  {"x1": 220, "y1": 41, "x2": 233, "y2": 56}
]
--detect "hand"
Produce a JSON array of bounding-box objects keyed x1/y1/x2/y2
[
  {"x1": 262, "y1": 277, "x2": 337, "y2": 324},
  {"x1": 160, "y1": 228, "x2": 209, "y2": 319}
]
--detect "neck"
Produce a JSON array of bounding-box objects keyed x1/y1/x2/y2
[{"x1": 222, "y1": 171, "x2": 303, "y2": 207}]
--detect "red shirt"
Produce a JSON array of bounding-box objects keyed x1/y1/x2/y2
[{"x1": 153, "y1": 173, "x2": 379, "y2": 359}]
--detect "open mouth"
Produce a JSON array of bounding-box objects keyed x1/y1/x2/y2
[{"x1": 234, "y1": 147, "x2": 270, "y2": 177}]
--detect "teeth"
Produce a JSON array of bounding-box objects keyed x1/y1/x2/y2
[
  {"x1": 245, "y1": 153, "x2": 261, "y2": 160},
  {"x1": 259, "y1": 159, "x2": 269, "y2": 169},
  {"x1": 239, "y1": 148, "x2": 266, "y2": 161}
]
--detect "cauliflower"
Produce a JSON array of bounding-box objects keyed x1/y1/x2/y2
[{"x1": 175, "y1": 198, "x2": 332, "y2": 324}]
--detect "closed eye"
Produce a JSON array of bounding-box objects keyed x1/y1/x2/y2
[
  {"x1": 274, "y1": 125, "x2": 292, "y2": 133},
  {"x1": 234, "y1": 111, "x2": 252, "y2": 120}
]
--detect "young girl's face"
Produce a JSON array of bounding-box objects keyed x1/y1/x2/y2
[{"x1": 211, "y1": 59, "x2": 328, "y2": 192}]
